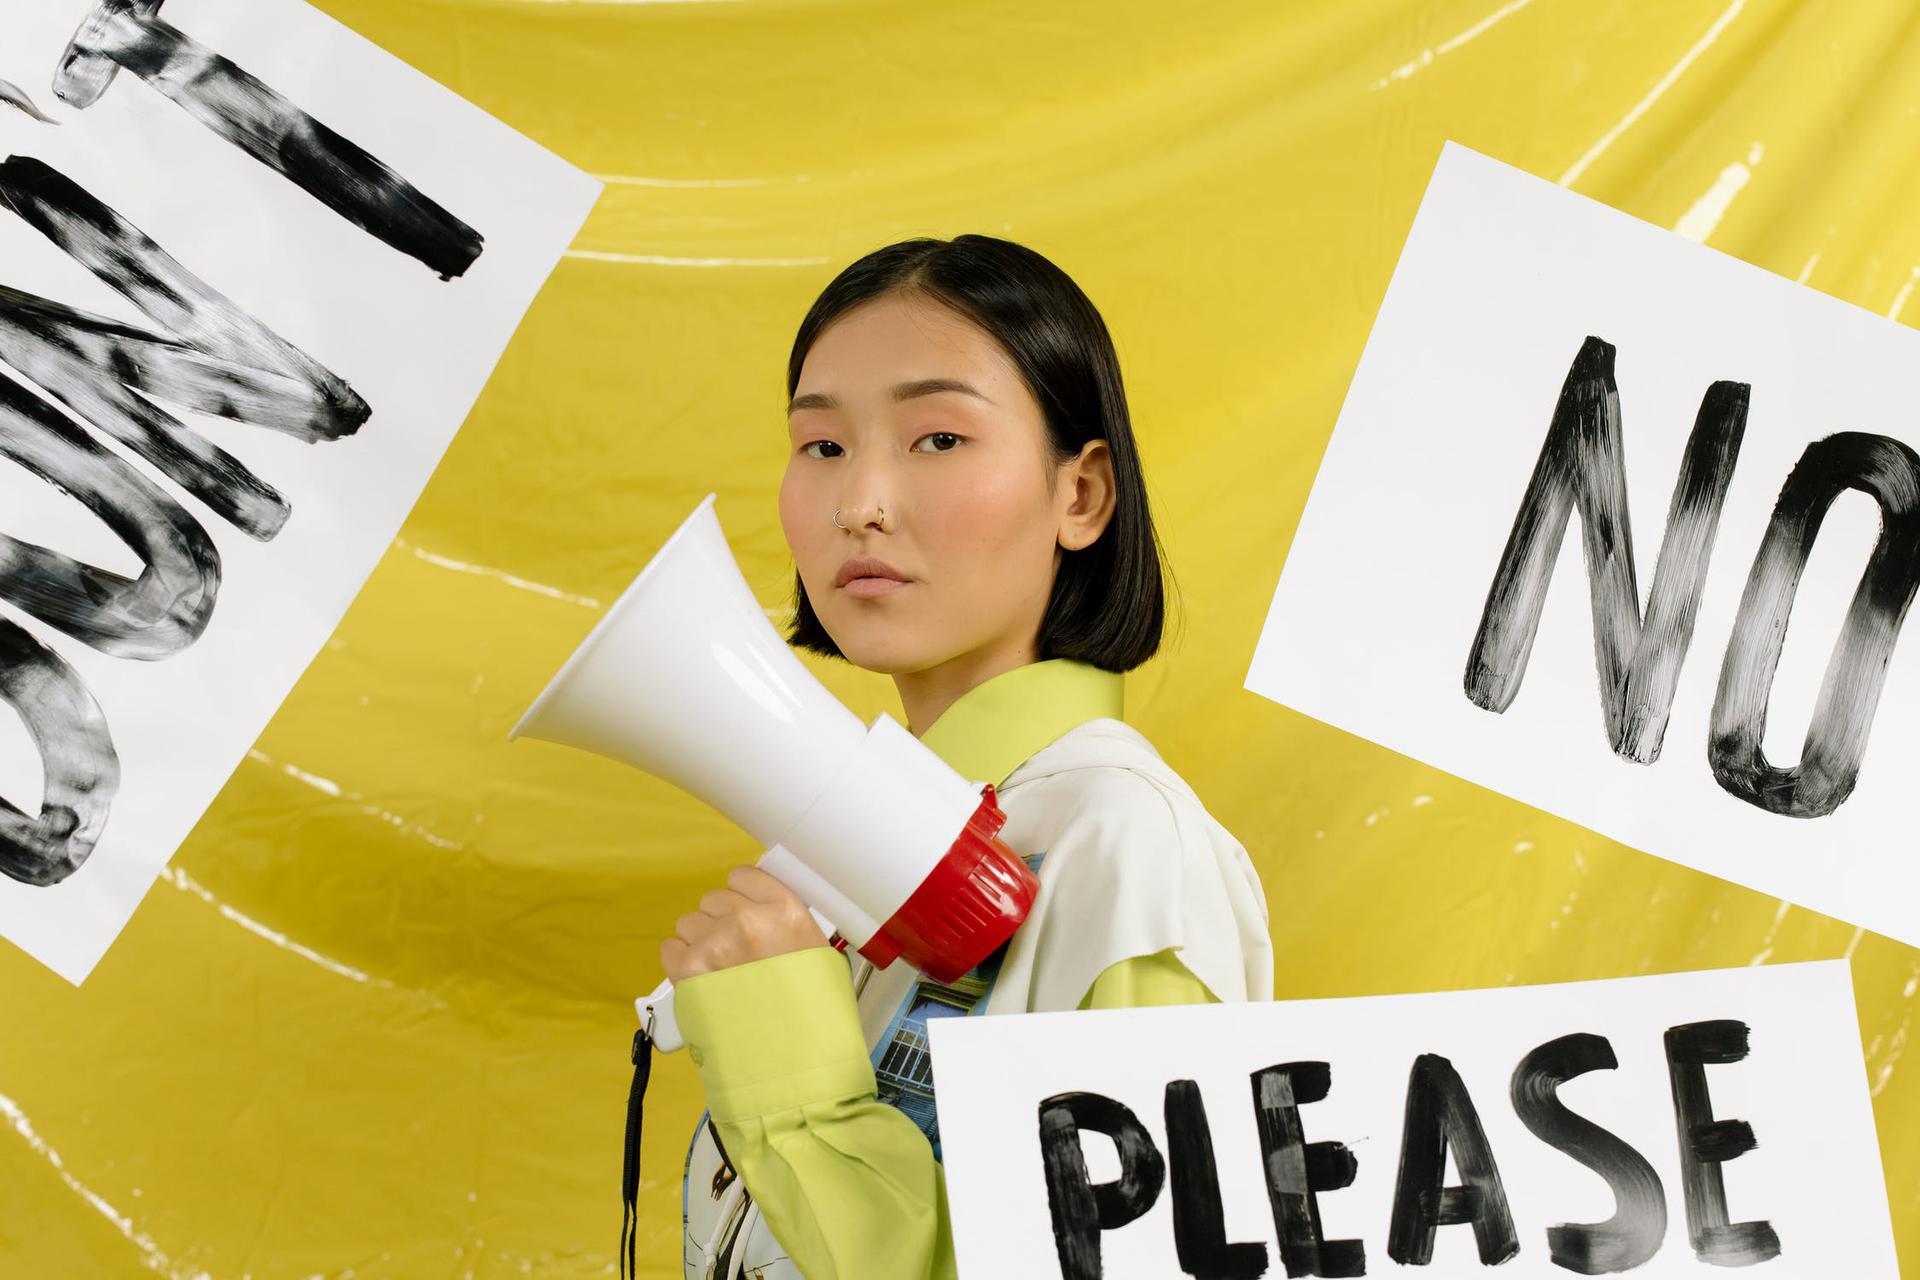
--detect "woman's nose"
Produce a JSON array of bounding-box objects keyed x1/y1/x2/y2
[
  {"x1": 838, "y1": 498, "x2": 888, "y2": 530},
  {"x1": 837, "y1": 457, "x2": 896, "y2": 529}
]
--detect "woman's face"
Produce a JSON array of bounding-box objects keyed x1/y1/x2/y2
[{"x1": 780, "y1": 290, "x2": 1106, "y2": 677}]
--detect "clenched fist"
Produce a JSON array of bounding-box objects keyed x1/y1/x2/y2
[{"x1": 659, "y1": 863, "x2": 833, "y2": 983}]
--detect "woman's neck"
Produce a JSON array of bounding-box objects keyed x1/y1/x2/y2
[{"x1": 896, "y1": 640, "x2": 1039, "y2": 737}]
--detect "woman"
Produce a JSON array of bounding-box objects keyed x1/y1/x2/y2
[{"x1": 663, "y1": 235, "x2": 1273, "y2": 1279}]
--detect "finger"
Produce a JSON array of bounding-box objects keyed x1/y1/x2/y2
[
  {"x1": 730, "y1": 867, "x2": 827, "y2": 942},
  {"x1": 723, "y1": 872, "x2": 810, "y2": 935},
  {"x1": 675, "y1": 910, "x2": 719, "y2": 944},
  {"x1": 660, "y1": 936, "x2": 704, "y2": 982},
  {"x1": 728, "y1": 863, "x2": 799, "y2": 905},
  {"x1": 697, "y1": 886, "x2": 748, "y2": 919}
]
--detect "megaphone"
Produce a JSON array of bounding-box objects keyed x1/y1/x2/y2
[{"x1": 509, "y1": 492, "x2": 1041, "y2": 1052}]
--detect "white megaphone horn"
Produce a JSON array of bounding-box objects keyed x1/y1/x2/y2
[{"x1": 508, "y1": 493, "x2": 1040, "y2": 1052}]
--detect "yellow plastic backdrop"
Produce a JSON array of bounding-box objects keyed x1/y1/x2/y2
[{"x1": 1, "y1": 0, "x2": 1915, "y2": 1274}]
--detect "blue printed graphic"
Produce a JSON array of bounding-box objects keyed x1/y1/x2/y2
[{"x1": 868, "y1": 848, "x2": 1046, "y2": 1163}]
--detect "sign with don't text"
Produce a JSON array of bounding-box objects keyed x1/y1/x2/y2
[{"x1": 0, "y1": 0, "x2": 601, "y2": 980}]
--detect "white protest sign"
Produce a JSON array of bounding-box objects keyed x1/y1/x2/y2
[
  {"x1": 928, "y1": 960, "x2": 1893, "y2": 1278},
  {"x1": 0, "y1": 0, "x2": 602, "y2": 980},
  {"x1": 1245, "y1": 139, "x2": 1920, "y2": 948}
]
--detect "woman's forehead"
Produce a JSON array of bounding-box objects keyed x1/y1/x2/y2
[{"x1": 798, "y1": 295, "x2": 1022, "y2": 397}]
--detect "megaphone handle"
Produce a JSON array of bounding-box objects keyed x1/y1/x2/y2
[
  {"x1": 640, "y1": 906, "x2": 838, "y2": 1054},
  {"x1": 639, "y1": 977, "x2": 683, "y2": 1052}
]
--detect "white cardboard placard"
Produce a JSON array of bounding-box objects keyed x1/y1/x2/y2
[
  {"x1": 1246, "y1": 139, "x2": 1920, "y2": 948},
  {"x1": 0, "y1": 0, "x2": 602, "y2": 980},
  {"x1": 929, "y1": 959, "x2": 1894, "y2": 1277}
]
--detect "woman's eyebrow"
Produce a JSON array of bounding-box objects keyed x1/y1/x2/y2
[{"x1": 786, "y1": 377, "x2": 993, "y2": 416}]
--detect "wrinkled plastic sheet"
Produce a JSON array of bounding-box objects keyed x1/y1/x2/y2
[{"x1": 0, "y1": 0, "x2": 1914, "y2": 1275}]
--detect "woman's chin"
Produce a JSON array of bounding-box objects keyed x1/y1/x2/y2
[{"x1": 827, "y1": 626, "x2": 932, "y2": 676}]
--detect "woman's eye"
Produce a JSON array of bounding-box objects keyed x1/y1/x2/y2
[{"x1": 799, "y1": 434, "x2": 958, "y2": 458}]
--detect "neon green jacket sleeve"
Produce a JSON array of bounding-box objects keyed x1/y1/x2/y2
[{"x1": 673, "y1": 943, "x2": 1216, "y2": 1280}]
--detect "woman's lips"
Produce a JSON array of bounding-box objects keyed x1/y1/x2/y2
[{"x1": 839, "y1": 576, "x2": 910, "y2": 599}]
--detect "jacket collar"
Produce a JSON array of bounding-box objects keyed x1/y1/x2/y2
[{"x1": 916, "y1": 658, "x2": 1125, "y2": 788}]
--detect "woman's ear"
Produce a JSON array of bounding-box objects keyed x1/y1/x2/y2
[{"x1": 1057, "y1": 439, "x2": 1116, "y2": 552}]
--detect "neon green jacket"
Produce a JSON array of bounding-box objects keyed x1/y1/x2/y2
[
  {"x1": 674, "y1": 659, "x2": 1249, "y2": 1279},
  {"x1": 676, "y1": 945, "x2": 1212, "y2": 1279}
]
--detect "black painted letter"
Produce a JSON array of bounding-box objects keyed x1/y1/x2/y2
[
  {"x1": 1164, "y1": 1079, "x2": 1268, "y2": 1279},
  {"x1": 1466, "y1": 335, "x2": 1748, "y2": 764},
  {"x1": 1387, "y1": 1053, "x2": 1519, "y2": 1266},
  {"x1": 56, "y1": 0, "x2": 484, "y2": 279},
  {"x1": 0, "y1": 618, "x2": 119, "y2": 886},
  {"x1": 1038, "y1": 1091, "x2": 1166, "y2": 1280},
  {"x1": 1511, "y1": 1032, "x2": 1666, "y2": 1272},
  {"x1": 0, "y1": 155, "x2": 375, "y2": 541},
  {"x1": 1249, "y1": 1061, "x2": 1363, "y2": 1276},
  {"x1": 0, "y1": 367, "x2": 217, "y2": 659},
  {"x1": 1708, "y1": 432, "x2": 1920, "y2": 817},
  {"x1": 1663, "y1": 1021, "x2": 1781, "y2": 1265}
]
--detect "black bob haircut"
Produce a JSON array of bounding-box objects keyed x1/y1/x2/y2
[{"x1": 782, "y1": 234, "x2": 1179, "y2": 673}]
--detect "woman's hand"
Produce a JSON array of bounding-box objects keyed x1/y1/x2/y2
[{"x1": 660, "y1": 863, "x2": 833, "y2": 983}]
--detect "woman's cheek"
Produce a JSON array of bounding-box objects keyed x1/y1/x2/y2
[
  {"x1": 934, "y1": 463, "x2": 1025, "y2": 549},
  {"x1": 779, "y1": 476, "x2": 829, "y2": 584},
  {"x1": 775, "y1": 480, "x2": 798, "y2": 556}
]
